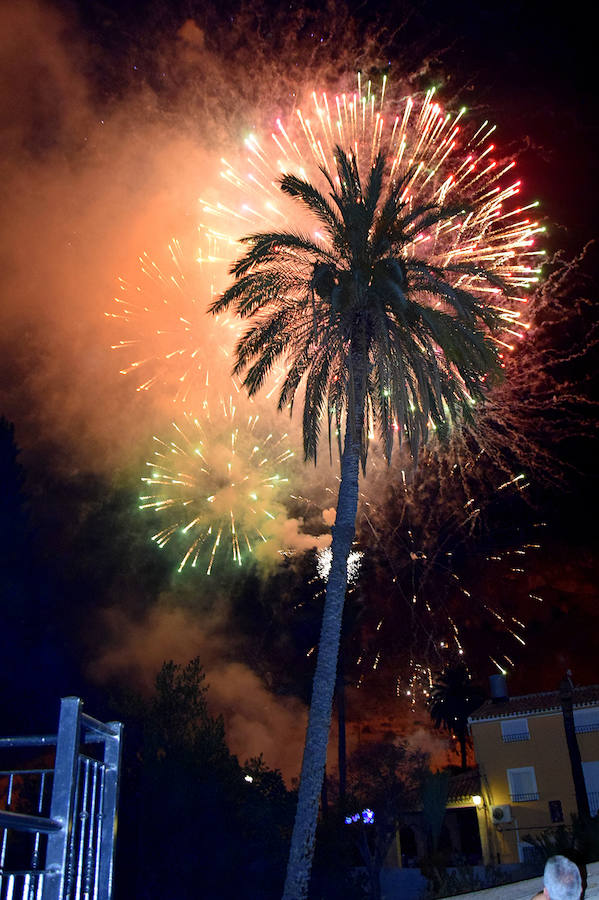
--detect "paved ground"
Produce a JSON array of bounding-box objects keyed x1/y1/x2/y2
[{"x1": 441, "y1": 861, "x2": 599, "y2": 900}]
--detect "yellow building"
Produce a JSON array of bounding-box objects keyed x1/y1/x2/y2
[{"x1": 468, "y1": 680, "x2": 599, "y2": 865}]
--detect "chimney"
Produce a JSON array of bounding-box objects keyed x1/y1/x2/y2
[{"x1": 489, "y1": 673, "x2": 508, "y2": 703}]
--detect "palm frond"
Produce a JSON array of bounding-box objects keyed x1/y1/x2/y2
[
  {"x1": 279, "y1": 173, "x2": 342, "y2": 239},
  {"x1": 229, "y1": 230, "x2": 336, "y2": 279},
  {"x1": 232, "y1": 308, "x2": 294, "y2": 382},
  {"x1": 334, "y1": 146, "x2": 362, "y2": 203},
  {"x1": 363, "y1": 154, "x2": 385, "y2": 224},
  {"x1": 302, "y1": 345, "x2": 336, "y2": 463},
  {"x1": 211, "y1": 270, "x2": 296, "y2": 318}
]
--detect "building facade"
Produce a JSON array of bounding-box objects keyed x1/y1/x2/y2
[{"x1": 468, "y1": 681, "x2": 599, "y2": 864}]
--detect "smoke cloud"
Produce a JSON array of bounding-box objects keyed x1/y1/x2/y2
[
  {"x1": 0, "y1": 2, "x2": 379, "y2": 777},
  {"x1": 0, "y1": 0, "x2": 456, "y2": 775},
  {"x1": 88, "y1": 603, "x2": 311, "y2": 781}
]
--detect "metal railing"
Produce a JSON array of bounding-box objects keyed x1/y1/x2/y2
[
  {"x1": 575, "y1": 722, "x2": 599, "y2": 734},
  {"x1": 509, "y1": 792, "x2": 539, "y2": 802},
  {"x1": 502, "y1": 732, "x2": 530, "y2": 742},
  {"x1": 0, "y1": 698, "x2": 122, "y2": 900}
]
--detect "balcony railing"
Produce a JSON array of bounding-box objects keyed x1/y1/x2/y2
[
  {"x1": 575, "y1": 722, "x2": 599, "y2": 734},
  {"x1": 510, "y1": 792, "x2": 539, "y2": 802},
  {"x1": 502, "y1": 732, "x2": 530, "y2": 742}
]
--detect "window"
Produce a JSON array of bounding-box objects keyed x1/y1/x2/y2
[
  {"x1": 574, "y1": 708, "x2": 599, "y2": 734},
  {"x1": 501, "y1": 718, "x2": 530, "y2": 742},
  {"x1": 582, "y1": 761, "x2": 599, "y2": 817},
  {"x1": 507, "y1": 766, "x2": 539, "y2": 802}
]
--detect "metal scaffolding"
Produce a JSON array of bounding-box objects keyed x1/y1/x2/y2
[{"x1": 0, "y1": 698, "x2": 122, "y2": 900}]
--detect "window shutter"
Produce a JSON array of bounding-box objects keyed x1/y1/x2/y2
[
  {"x1": 507, "y1": 766, "x2": 538, "y2": 801},
  {"x1": 574, "y1": 708, "x2": 599, "y2": 733},
  {"x1": 501, "y1": 718, "x2": 530, "y2": 742}
]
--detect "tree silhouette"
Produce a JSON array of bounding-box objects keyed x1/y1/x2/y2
[
  {"x1": 429, "y1": 664, "x2": 484, "y2": 770},
  {"x1": 115, "y1": 657, "x2": 294, "y2": 898}
]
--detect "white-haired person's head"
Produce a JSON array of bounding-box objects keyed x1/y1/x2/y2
[{"x1": 543, "y1": 855, "x2": 582, "y2": 900}]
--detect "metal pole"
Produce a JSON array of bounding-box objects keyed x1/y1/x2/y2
[
  {"x1": 43, "y1": 698, "x2": 82, "y2": 900},
  {"x1": 96, "y1": 722, "x2": 123, "y2": 900},
  {"x1": 559, "y1": 673, "x2": 591, "y2": 824}
]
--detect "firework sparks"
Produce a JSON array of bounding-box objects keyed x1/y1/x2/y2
[
  {"x1": 455, "y1": 246, "x2": 599, "y2": 489},
  {"x1": 140, "y1": 399, "x2": 294, "y2": 574},
  {"x1": 124, "y1": 77, "x2": 562, "y2": 680},
  {"x1": 193, "y1": 75, "x2": 547, "y2": 682},
  {"x1": 316, "y1": 545, "x2": 362, "y2": 584},
  {"x1": 204, "y1": 77, "x2": 542, "y2": 361},
  {"x1": 347, "y1": 266, "x2": 599, "y2": 695},
  {"x1": 352, "y1": 455, "x2": 545, "y2": 701},
  {"x1": 106, "y1": 236, "x2": 241, "y2": 404}
]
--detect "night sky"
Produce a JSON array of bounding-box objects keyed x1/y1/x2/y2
[{"x1": 1, "y1": 0, "x2": 597, "y2": 779}]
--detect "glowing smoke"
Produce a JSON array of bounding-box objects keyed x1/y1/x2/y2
[{"x1": 88, "y1": 604, "x2": 310, "y2": 781}]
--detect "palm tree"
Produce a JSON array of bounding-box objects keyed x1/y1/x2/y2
[
  {"x1": 429, "y1": 664, "x2": 485, "y2": 770},
  {"x1": 211, "y1": 147, "x2": 503, "y2": 899}
]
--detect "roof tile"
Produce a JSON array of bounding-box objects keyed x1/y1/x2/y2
[
  {"x1": 469, "y1": 684, "x2": 599, "y2": 722},
  {"x1": 447, "y1": 769, "x2": 481, "y2": 803}
]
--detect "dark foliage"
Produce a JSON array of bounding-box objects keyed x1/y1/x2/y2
[
  {"x1": 345, "y1": 742, "x2": 428, "y2": 899},
  {"x1": 112, "y1": 657, "x2": 295, "y2": 899},
  {"x1": 429, "y1": 665, "x2": 484, "y2": 770}
]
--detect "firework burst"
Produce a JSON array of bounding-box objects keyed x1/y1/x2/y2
[
  {"x1": 203, "y1": 75, "x2": 543, "y2": 364},
  {"x1": 106, "y1": 235, "x2": 241, "y2": 404},
  {"x1": 140, "y1": 399, "x2": 295, "y2": 574}
]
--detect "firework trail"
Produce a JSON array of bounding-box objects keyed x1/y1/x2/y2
[
  {"x1": 139, "y1": 399, "x2": 295, "y2": 574},
  {"x1": 106, "y1": 235, "x2": 241, "y2": 405}
]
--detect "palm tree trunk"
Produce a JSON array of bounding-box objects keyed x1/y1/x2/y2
[
  {"x1": 282, "y1": 410, "x2": 362, "y2": 900},
  {"x1": 320, "y1": 769, "x2": 328, "y2": 819}
]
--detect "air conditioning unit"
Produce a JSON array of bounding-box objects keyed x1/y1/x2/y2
[{"x1": 491, "y1": 804, "x2": 512, "y2": 825}]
